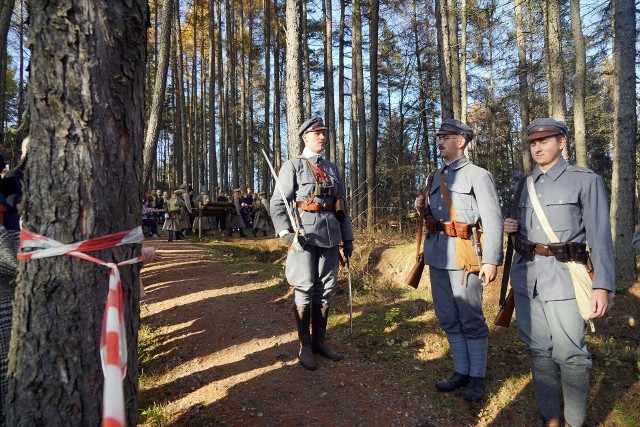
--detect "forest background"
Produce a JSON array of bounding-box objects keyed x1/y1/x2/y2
[{"x1": 0, "y1": 0, "x2": 637, "y2": 279}]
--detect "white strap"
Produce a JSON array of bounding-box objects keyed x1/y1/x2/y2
[{"x1": 526, "y1": 176, "x2": 596, "y2": 329}]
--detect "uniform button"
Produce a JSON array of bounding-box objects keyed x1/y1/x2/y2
[
  {"x1": 444, "y1": 170, "x2": 449, "y2": 174},
  {"x1": 540, "y1": 179, "x2": 544, "y2": 183},
  {"x1": 536, "y1": 226, "x2": 540, "y2": 230},
  {"x1": 440, "y1": 231, "x2": 444, "y2": 235},
  {"x1": 438, "y1": 206, "x2": 443, "y2": 210},
  {"x1": 538, "y1": 194, "x2": 542, "y2": 198}
]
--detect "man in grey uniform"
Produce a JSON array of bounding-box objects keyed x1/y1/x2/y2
[
  {"x1": 270, "y1": 117, "x2": 354, "y2": 371},
  {"x1": 504, "y1": 118, "x2": 615, "y2": 427},
  {"x1": 415, "y1": 119, "x2": 503, "y2": 401}
]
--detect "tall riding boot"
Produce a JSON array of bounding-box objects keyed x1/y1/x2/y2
[
  {"x1": 531, "y1": 356, "x2": 561, "y2": 422},
  {"x1": 293, "y1": 305, "x2": 316, "y2": 370},
  {"x1": 311, "y1": 303, "x2": 343, "y2": 361},
  {"x1": 228, "y1": 228, "x2": 233, "y2": 237},
  {"x1": 240, "y1": 228, "x2": 246, "y2": 237},
  {"x1": 560, "y1": 363, "x2": 590, "y2": 427},
  {"x1": 252, "y1": 228, "x2": 258, "y2": 237},
  {"x1": 263, "y1": 230, "x2": 268, "y2": 237},
  {"x1": 168, "y1": 231, "x2": 174, "y2": 242}
]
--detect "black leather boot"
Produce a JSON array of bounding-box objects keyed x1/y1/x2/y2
[
  {"x1": 168, "y1": 231, "x2": 174, "y2": 242},
  {"x1": 435, "y1": 372, "x2": 470, "y2": 391},
  {"x1": 293, "y1": 305, "x2": 316, "y2": 370},
  {"x1": 240, "y1": 228, "x2": 246, "y2": 237},
  {"x1": 252, "y1": 228, "x2": 258, "y2": 237},
  {"x1": 463, "y1": 376, "x2": 485, "y2": 402},
  {"x1": 311, "y1": 303, "x2": 343, "y2": 361}
]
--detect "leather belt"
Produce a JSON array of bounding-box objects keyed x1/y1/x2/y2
[{"x1": 296, "y1": 201, "x2": 334, "y2": 213}]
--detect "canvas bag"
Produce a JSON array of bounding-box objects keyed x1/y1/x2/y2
[{"x1": 439, "y1": 173, "x2": 482, "y2": 273}]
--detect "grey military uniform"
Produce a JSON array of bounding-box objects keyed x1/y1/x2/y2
[
  {"x1": 510, "y1": 157, "x2": 616, "y2": 300},
  {"x1": 423, "y1": 157, "x2": 504, "y2": 269},
  {"x1": 271, "y1": 154, "x2": 354, "y2": 306},
  {"x1": 421, "y1": 156, "x2": 503, "y2": 381}
]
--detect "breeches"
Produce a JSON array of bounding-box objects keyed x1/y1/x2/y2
[
  {"x1": 429, "y1": 267, "x2": 488, "y2": 339},
  {"x1": 514, "y1": 290, "x2": 591, "y2": 367},
  {"x1": 286, "y1": 244, "x2": 340, "y2": 307}
]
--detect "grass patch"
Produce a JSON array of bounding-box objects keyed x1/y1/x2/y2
[{"x1": 139, "y1": 402, "x2": 170, "y2": 427}]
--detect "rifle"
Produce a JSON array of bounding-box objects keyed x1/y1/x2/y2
[
  {"x1": 494, "y1": 175, "x2": 526, "y2": 328},
  {"x1": 404, "y1": 171, "x2": 435, "y2": 289}
]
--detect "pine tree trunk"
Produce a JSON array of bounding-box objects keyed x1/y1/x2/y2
[
  {"x1": 353, "y1": 0, "x2": 366, "y2": 227},
  {"x1": 7, "y1": 0, "x2": 146, "y2": 424},
  {"x1": 367, "y1": 0, "x2": 379, "y2": 230},
  {"x1": 143, "y1": 0, "x2": 174, "y2": 188},
  {"x1": 570, "y1": 0, "x2": 587, "y2": 167},
  {"x1": 544, "y1": 0, "x2": 567, "y2": 127},
  {"x1": 285, "y1": 0, "x2": 303, "y2": 158},
  {"x1": 514, "y1": 0, "x2": 532, "y2": 173},
  {"x1": 610, "y1": 0, "x2": 637, "y2": 279},
  {"x1": 322, "y1": 0, "x2": 336, "y2": 163},
  {"x1": 209, "y1": 0, "x2": 219, "y2": 193},
  {"x1": 338, "y1": 0, "x2": 346, "y2": 178}
]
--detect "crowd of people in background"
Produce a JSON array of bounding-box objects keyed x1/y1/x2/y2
[{"x1": 142, "y1": 185, "x2": 273, "y2": 241}]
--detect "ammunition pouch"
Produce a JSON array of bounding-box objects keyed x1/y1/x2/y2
[
  {"x1": 425, "y1": 216, "x2": 457, "y2": 237},
  {"x1": 453, "y1": 221, "x2": 470, "y2": 240},
  {"x1": 514, "y1": 235, "x2": 591, "y2": 265}
]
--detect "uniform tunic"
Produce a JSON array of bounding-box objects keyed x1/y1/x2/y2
[
  {"x1": 229, "y1": 194, "x2": 247, "y2": 229},
  {"x1": 510, "y1": 157, "x2": 616, "y2": 301},
  {"x1": 270, "y1": 152, "x2": 354, "y2": 305},
  {"x1": 422, "y1": 157, "x2": 503, "y2": 339},
  {"x1": 253, "y1": 196, "x2": 270, "y2": 232}
]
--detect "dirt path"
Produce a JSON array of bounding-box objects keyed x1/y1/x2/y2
[
  {"x1": 138, "y1": 237, "x2": 441, "y2": 426},
  {"x1": 138, "y1": 236, "x2": 640, "y2": 427}
]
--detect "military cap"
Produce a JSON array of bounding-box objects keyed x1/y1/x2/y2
[
  {"x1": 258, "y1": 191, "x2": 266, "y2": 196},
  {"x1": 527, "y1": 118, "x2": 568, "y2": 140},
  {"x1": 173, "y1": 189, "x2": 184, "y2": 195},
  {"x1": 298, "y1": 117, "x2": 327, "y2": 136},
  {"x1": 232, "y1": 188, "x2": 241, "y2": 193},
  {"x1": 179, "y1": 183, "x2": 188, "y2": 190},
  {"x1": 436, "y1": 119, "x2": 474, "y2": 142}
]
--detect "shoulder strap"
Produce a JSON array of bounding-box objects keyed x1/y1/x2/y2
[
  {"x1": 438, "y1": 172, "x2": 458, "y2": 221},
  {"x1": 526, "y1": 175, "x2": 559, "y2": 243}
]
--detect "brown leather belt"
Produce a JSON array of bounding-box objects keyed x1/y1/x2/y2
[
  {"x1": 296, "y1": 201, "x2": 335, "y2": 213},
  {"x1": 425, "y1": 216, "x2": 474, "y2": 239},
  {"x1": 513, "y1": 234, "x2": 590, "y2": 264}
]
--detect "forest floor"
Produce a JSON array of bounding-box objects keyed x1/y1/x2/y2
[{"x1": 136, "y1": 230, "x2": 640, "y2": 427}]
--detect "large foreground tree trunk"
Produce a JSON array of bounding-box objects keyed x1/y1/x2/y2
[
  {"x1": 7, "y1": 1, "x2": 147, "y2": 425},
  {"x1": 610, "y1": 0, "x2": 637, "y2": 279},
  {"x1": 285, "y1": 0, "x2": 303, "y2": 157}
]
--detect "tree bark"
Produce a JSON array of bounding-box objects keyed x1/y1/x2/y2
[
  {"x1": 460, "y1": 0, "x2": 467, "y2": 122},
  {"x1": 322, "y1": 0, "x2": 336, "y2": 163},
  {"x1": 367, "y1": 0, "x2": 379, "y2": 229},
  {"x1": 174, "y1": 3, "x2": 190, "y2": 185},
  {"x1": 610, "y1": 0, "x2": 637, "y2": 279},
  {"x1": 302, "y1": 0, "x2": 312, "y2": 120},
  {"x1": 514, "y1": 0, "x2": 532, "y2": 173},
  {"x1": 337, "y1": 0, "x2": 346, "y2": 178},
  {"x1": 262, "y1": 0, "x2": 271, "y2": 192},
  {"x1": 285, "y1": 0, "x2": 303, "y2": 157},
  {"x1": 544, "y1": 0, "x2": 567, "y2": 147},
  {"x1": 273, "y1": 0, "x2": 282, "y2": 172},
  {"x1": 143, "y1": 0, "x2": 174, "y2": 189},
  {"x1": 570, "y1": 0, "x2": 587, "y2": 167},
  {"x1": 209, "y1": 0, "x2": 219, "y2": 193},
  {"x1": 353, "y1": 0, "x2": 366, "y2": 227},
  {"x1": 7, "y1": 0, "x2": 146, "y2": 424}
]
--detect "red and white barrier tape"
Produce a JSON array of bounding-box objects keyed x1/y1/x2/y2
[{"x1": 18, "y1": 226, "x2": 144, "y2": 427}]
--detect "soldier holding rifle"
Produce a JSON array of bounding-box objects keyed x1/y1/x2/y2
[
  {"x1": 270, "y1": 117, "x2": 354, "y2": 371},
  {"x1": 503, "y1": 118, "x2": 615, "y2": 427},
  {"x1": 414, "y1": 119, "x2": 503, "y2": 402}
]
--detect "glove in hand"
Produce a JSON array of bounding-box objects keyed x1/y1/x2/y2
[{"x1": 343, "y1": 240, "x2": 354, "y2": 258}]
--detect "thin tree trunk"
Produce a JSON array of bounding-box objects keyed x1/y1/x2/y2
[
  {"x1": 285, "y1": 0, "x2": 303, "y2": 157},
  {"x1": 209, "y1": 0, "x2": 218, "y2": 193},
  {"x1": 544, "y1": 0, "x2": 567, "y2": 159},
  {"x1": 570, "y1": 0, "x2": 587, "y2": 167},
  {"x1": 302, "y1": 0, "x2": 312, "y2": 119},
  {"x1": 226, "y1": 0, "x2": 239, "y2": 187},
  {"x1": 367, "y1": 0, "x2": 379, "y2": 229},
  {"x1": 323, "y1": 0, "x2": 336, "y2": 163},
  {"x1": 435, "y1": 0, "x2": 453, "y2": 119},
  {"x1": 460, "y1": 0, "x2": 467, "y2": 122},
  {"x1": 446, "y1": 0, "x2": 461, "y2": 119},
  {"x1": 610, "y1": 0, "x2": 637, "y2": 279},
  {"x1": 174, "y1": 3, "x2": 190, "y2": 185},
  {"x1": 0, "y1": 0, "x2": 17, "y2": 147},
  {"x1": 143, "y1": 0, "x2": 174, "y2": 188},
  {"x1": 353, "y1": 0, "x2": 366, "y2": 227},
  {"x1": 217, "y1": 0, "x2": 227, "y2": 191},
  {"x1": 263, "y1": 0, "x2": 271, "y2": 192},
  {"x1": 7, "y1": 1, "x2": 146, "y2": 424},
  {"x1": 338, "y1": 0, "x2": 346, "y2": 177},
  {"x1": 514, "y1": 0, "x2": 532, "y2": 173},
  {"x1": 273, "y1": 0, "x2": 282, "y2": 172}
]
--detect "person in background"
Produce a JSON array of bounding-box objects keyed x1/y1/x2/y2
[
  {"x1": 163, "y1": 189, "x2": 184, "y2": 242},
  {"x1": 414, "y1": 119, "x2": 503, "y2": 402},
  {"x1": 228, "y1": 188, "x2": 247, "y2": 237},
  {"x1": 142, "y1": 199, "x2": 158, "y2": 238},
  {"x1": 215, "y1": 190, "x2": 228, "y2": 233},
  {"x1": 252, "y1": 191, "x2": 270, "y2": 237},
  {"x1": 503, "y1": 118, "x2": 615, "y2": 427}
]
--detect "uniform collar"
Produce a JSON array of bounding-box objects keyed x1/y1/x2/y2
[
  {"x1": 441, "y1": 156, "x2": 469, "y2": 172},
  {"x1": 302, "y1": 147, "x2": 322, "y2": 160},
  {"x1": 532, "y1": 157, "x2": 568, "y2": 181}
]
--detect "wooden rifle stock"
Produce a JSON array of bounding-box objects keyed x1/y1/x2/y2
[
  {"x1": 493, "y1": 288, "x2": 515, "y2": 327},
  {"x1": 404, "y1": 172, "x2": 435, "y2": 289}
]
